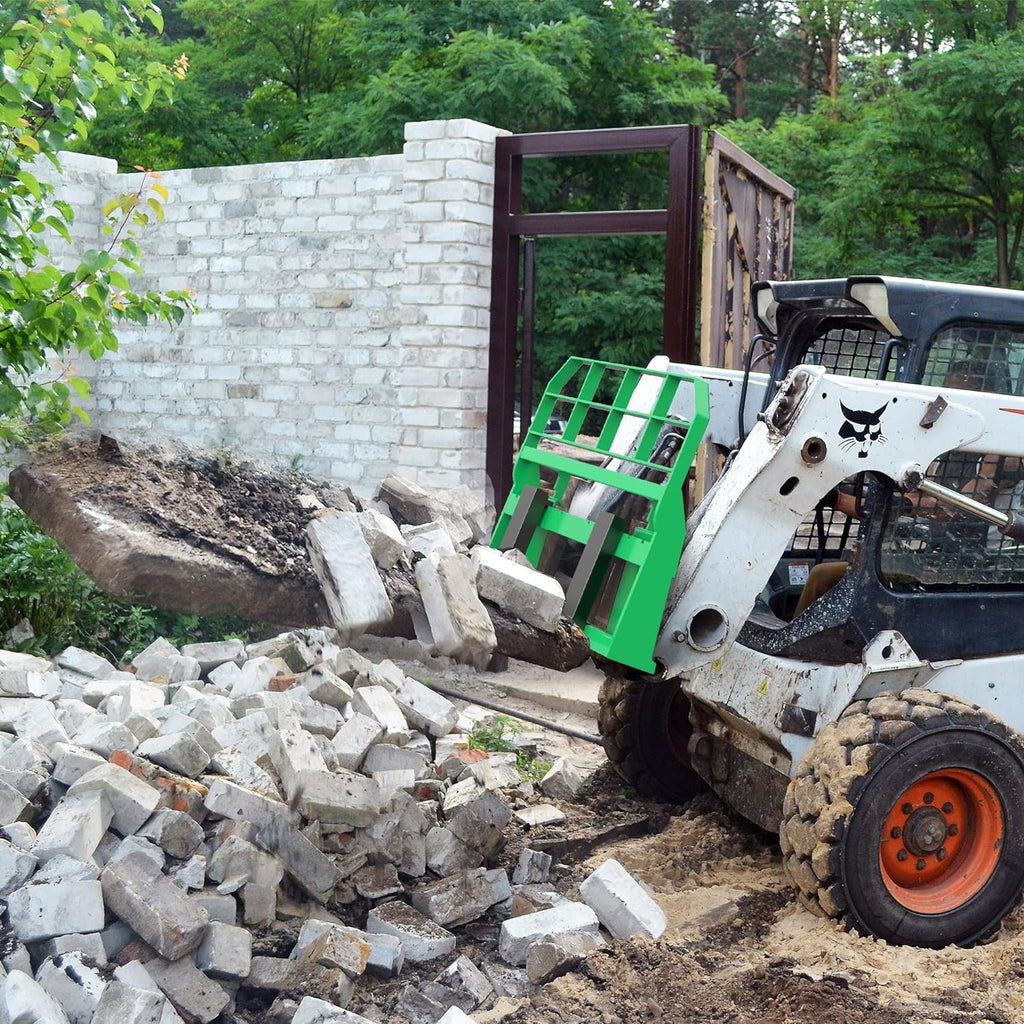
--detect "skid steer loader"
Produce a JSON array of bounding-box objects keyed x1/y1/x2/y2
[{"x1": 491, "y1": 275, "x2": 1024, "y2": 949}]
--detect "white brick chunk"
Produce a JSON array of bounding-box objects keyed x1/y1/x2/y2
[
  {"x1": 307, "y1": 513, "x2": 394, "y2": 638},
  {"x1": 415, "y1": 554, "x2": 496, "y2": 666},
  {"x1": 7, "y1": 879, "x2": 105, "y2": 942},
  {"x1": 473, "y1": 545, "x2": 565, "y2": 631},
  {"x1": 67, "y1": 762, "x2": 161, "y2": 836},
  {"x1": 351, "y1": 686, "x2": 410, "y2": 744},
  {"x1": 36, "y1": 950, "x2": 108, "y2": 1024},
  {"x1": 579, "y1": 858, "x2": 667, "y2": 939},
  {"x1": 366, "y1": 902, "x2": 456, "y2": 963},
  {"x1": 0, "y1": 970, "x2": 72, "y2": 1024},
  {"x1": 498, "y1": 902, "x2": 601, "y2": 966},
  {"x1": 331, "y1": 712, "x2": 384, "y2": 771},
  {"x1": 195, "y1": 921, "x2": 252, "y2": 979},
  {"x1": 91, "y1": 980, "x2": 164, "y2": 1024},
  {"x1": 32, "y1": 790, "x2": 112, "y2": 865}
]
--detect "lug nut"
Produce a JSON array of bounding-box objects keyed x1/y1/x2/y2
[
  {"x1": 936, "y1": 848, "x2": 947, "y2": 862},
  {"x1": 949, "y1": 824, "x2": 959, "y2": 836},
  {"x1": 923, "y1": 792, "x2": 934, "y2": 804},
  {"x1": 942, "y1": 802, "x2": 954, "y2": 814},
  {"x1": 890, "y1": 826, "x2": 902, "y2": 839},
  {"x1": 897, "y1": 849, "x2": 909, "y2": 862},
  {"x1": 901, "y1": 803, "x2": 914, "y2": 815},
  {"x1": 916, "y1": 859, "x2": 927, "y2": 871}
]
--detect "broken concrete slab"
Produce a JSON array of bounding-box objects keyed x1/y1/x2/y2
[
  {"x1": 415, "y1": 554, "x2": 496, "y2": 667},
  {"x1": 579, "y1": 857, "x2": 667, "y2": 939},
  {"x1": 306, "y1": 512, "x2": 394, "y2": 640}
]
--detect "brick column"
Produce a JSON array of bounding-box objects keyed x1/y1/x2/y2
[{"x1": 396, "y1": 119, "x2": 508, "y2": 496}]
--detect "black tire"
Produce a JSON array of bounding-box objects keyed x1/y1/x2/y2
[
  {"x1": 781, "y1": 687, "x2": 1024, "y2": 947},
  {"x1": 597, "y1": 673, "x2": 706, "y2": 804}
]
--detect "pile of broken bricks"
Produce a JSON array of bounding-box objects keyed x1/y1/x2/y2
[
  {"x1": 0, "y1": 626, "x2": 669, "y2": 1024},
  {"x1": 306, "y1": 475, "x2": 571, "y2": 670}
]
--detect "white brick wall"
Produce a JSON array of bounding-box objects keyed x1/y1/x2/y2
[{"x1": 40, "y1": 120, "x2": 508, "y2": 498}]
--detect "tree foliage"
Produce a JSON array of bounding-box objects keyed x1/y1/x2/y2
[{"x1": 0, "y1": 0, "x2": 195, "y2": 444}]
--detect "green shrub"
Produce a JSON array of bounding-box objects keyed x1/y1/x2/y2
[{"x1": 0, "y1": 483, "x2": 260, "y2": 660}]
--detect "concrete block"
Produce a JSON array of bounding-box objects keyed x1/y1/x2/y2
[
  {"x1": 245, "y1": 631, "x2": 322, "y2": 674},
  {"x1": 72, "y1": 720, "x2": 137, "y2": 758},
  {"x1": 105, "y1": 680, "x2": 167, "y2": 718},
  {"x1": 394, "y1": 982, "x2": 448, "y2": 1024},
  {"x1": 137, "y1": 733, "x2": 211, "y2": 778},
  {"x1": 0, "y1": 668, "x2": 60, "y2": 699},
  {"x1": 0, "y1": 766, "x2": 45, "y2": 802},
  {"x1": 246, "y1": 957, "x2": 349, "y2": 1005},
  {"x1": 207, "y1": 835, "x2": 284, "y2": 890},
  {"x1": 32, "y1": 790, "x2": 112, "y2": 865},
  {"x1": 442, "y1": 779, "x2": 511, "y2": 858},
  {"x1": 512, "y1": 848, "x2": 552, "y2": 885},
  {"x1": 364, "y1": 931, "x2": 404, "y2": 977},
  {"x1": 473, "y1": 545, "x2": 565, "y2": 631},
  {"x1": 230, "y1": 655, "x2": 278, "y2": 697},
  {"x1": 415, "y1": 554, "x2": 496, "y2": 667},
  {"x1": 306, "y1": 513, "x2": 393, "y2": 639},
  {"x1": 436, "y1": 1009, "x2": 478, "y2": 1024},
  {"x1": 464, "y1": 756, "x2": 521, "y2": 791},
  {"x1": 358, "y1": 508, "x2": 409, "y2": 569},
  {"x1": 436, "y1": 954, "x2": 493, "y2": 1011},
  {"x1": 242, "y1": 882, "x2": 276, "y2": 926},
  {"x1": 579, "y1": 858, "x2": 667, "y2": 939},
  {"x1": 144, "y1": 956, "x2": 230, "y2": 1023},
  {"x1": 203, "y1": 777, "x2": 300, "y2": 829},
  {"x1": 362, "y1": 743, "x2": 427, "y2": 774},
  {"x1": 296, "y1": 665, "x2": 353, "y2": 709},
  {"x1": 33, "y1": 854, "x2": 100, "y2": 883},
  {"x1": 330, "y1": 648, "x2": 374, "y2": 684},
  {"x1": 91, "y1": 980, "x2": 164, "y2": 1024},
  {"x1": 513, "y1": 804, "x2": 566, "y2": 828},
  {"x1": 209, "y1": 750, "x2": 281, "y2": 800},
  {"x1": 36, "y1": 951, "x2": 107, "y2": 1024},
  {"x1": 330, "y1": 712, "x2": 383, "y2": 771},
  {"x1": 0, "y1": 970, "x2": 72, "y2": 1024},
  {"x1": 401, "y1": 521, "x2": 458, "y2": 562},
  {"x1": 0, "y1": 822, "x2": 34, "y2": 849},
  {"x1": 207, "y1": 661, "x2": 242, "y2": 691},
  {"x1": 425, "y1": 826, "x2": 483, "y2": 876},
  {"x1": 180, "y1": 640, "x2": 246, "y2": 675},
  {"x1": 195, "y1": 921, "x2": 252, "y2": 980},
  {"x1": 298, "y1": 924, "x2": 372, "y2": 978},
  {"x1": 0, "y1": 776, "x2": 31, "y2": 825},
  {"x1": 292, "y1": 768, "x2": 381, "y2": 827},
  {"x1": 54, "y1": 700, "x2": 103, "y2": 738},
  {"x1": 136, "y1": 809, "x2": 205, "y2": 859},
  {"x1": 13, "y1": 703, "x2": 68, "y2": 753},
  {"x1": 67, "y1": 762, "x2": 161, "y2": 836},
  {"x1": 391, "y1": 674, "x2": 458, "y2": 737},
  {"x1": 55, "y1": 647, "x2": 117, "y2": 679},
  {"x1": 185, "y1": 695, "x2": 235, "y2": 732},
  {"x1": 101, "y1": 853, "x2": 210, "y2": 960},
  {"x1": 292, "y1": 997, "x2": 377, "y2": 1024},
  {"x1": 350, "y1": 686, "x2": 410, "y2": 744},
  {"x1": 497, "y1": 902, "x2": 601, "y2": 966},
  {"x1": 252, "y1": 815, "x2": 340, "y2": 903},
  {"x1": 411, "y1": 867, "x2": 512, "y2": 927},
  {"x1": 51, "y1": 743, "x2": 107, "y2": 786},
  {"x1": 7, "y1": 879, "x2": 105, "y2": 942},
  {"x1": 539, "y1": 756, "x2": 581, "y2": 801},
  {"x1": 191, "y1": 892, "x2": 237, "y2": 925},
  {"x1": 366, "y1": 902, "x2": 456, "y2": 963},
  {"x1": 124, "y1": 711, "x2": 161, "y2": 744},
  {"x1": 0, "y1": 838, "x2": 36, "y2": 897},
  {"x1": 525, "y1": 931, "x2": 603, "y2": 984},
  {"x1": 157, "y1": 713, "x2": 220, "y2": 757},
  {"x1": 107, "y1": 837, "x2": 164, "y2": 874},
  {"x1": 168, "y1": 853, "x2": 205, "y2": 889},
  {"x1": 210, "y1": 712, "x2": 272, "y2": 760},
  {"x1": 267, "y1": 724, "x2": 326, "y2": 801},
  {"x1": 38, "y1": 932, "x2": 108, "y2": 964}
]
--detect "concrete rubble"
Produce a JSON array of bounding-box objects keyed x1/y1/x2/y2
[{"x1": 0, "y1": 617, "x2": 670, "y2": 1023}]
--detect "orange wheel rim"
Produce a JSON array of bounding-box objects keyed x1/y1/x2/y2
[{"x1": 878, "y1": 768, "x2": 1003, "y2": 913}]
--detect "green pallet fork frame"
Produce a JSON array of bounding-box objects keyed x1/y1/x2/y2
[{"x1": 491, "y1": 358, "x2": 710, "y2": 673}]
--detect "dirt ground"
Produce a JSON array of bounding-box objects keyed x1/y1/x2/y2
[{"x1": 486, "y1": 764, "x2": 1021, "y2": 1024}]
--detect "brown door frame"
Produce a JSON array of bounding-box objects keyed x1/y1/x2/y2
[{"x1": 486, "y1": 125, "x2": 703, "y2": 508}]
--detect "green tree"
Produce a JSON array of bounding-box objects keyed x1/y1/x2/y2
[{"x1": 0, "y1": 0, "x2": 196, "y2": 444}]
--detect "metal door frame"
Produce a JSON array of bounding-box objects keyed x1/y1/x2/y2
[{"x1": 486, "y1": 125, "x2": 703, "y2": 507}]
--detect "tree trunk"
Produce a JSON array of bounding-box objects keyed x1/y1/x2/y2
[{"x1": 733, "y1": 50, "x2": 749, "y2": 119}]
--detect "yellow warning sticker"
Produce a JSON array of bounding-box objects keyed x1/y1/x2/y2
[
  {"x1": 712, "y1": 660, "x2": 722, "y2": 671},
  {"x1": 756, "y1": 676, "x2": 769, "y2": 696}
]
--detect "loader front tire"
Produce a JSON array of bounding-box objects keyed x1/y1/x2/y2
[
  {"x1": 780, "y1": 689, "x2": 1024, "y2": 947},
  {"x1": 598, "y1": 673, "x2": 706, "y2": 805}
]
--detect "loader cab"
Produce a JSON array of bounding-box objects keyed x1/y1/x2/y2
[{"x1": 742, "y1": 276, "x2": 1024, "y2": 663}]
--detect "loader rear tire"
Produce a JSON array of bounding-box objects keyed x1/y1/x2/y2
[
  {"x1": 780, "y1": 688, "x2": 1024, "y2": 947},
  {"x1": 598, "y1": 673, "x2": 706, "y2": 805}
]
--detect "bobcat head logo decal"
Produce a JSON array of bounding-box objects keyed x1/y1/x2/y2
[{"x1": 839, "y1": 401, "x2": 888, "y2": 458}]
